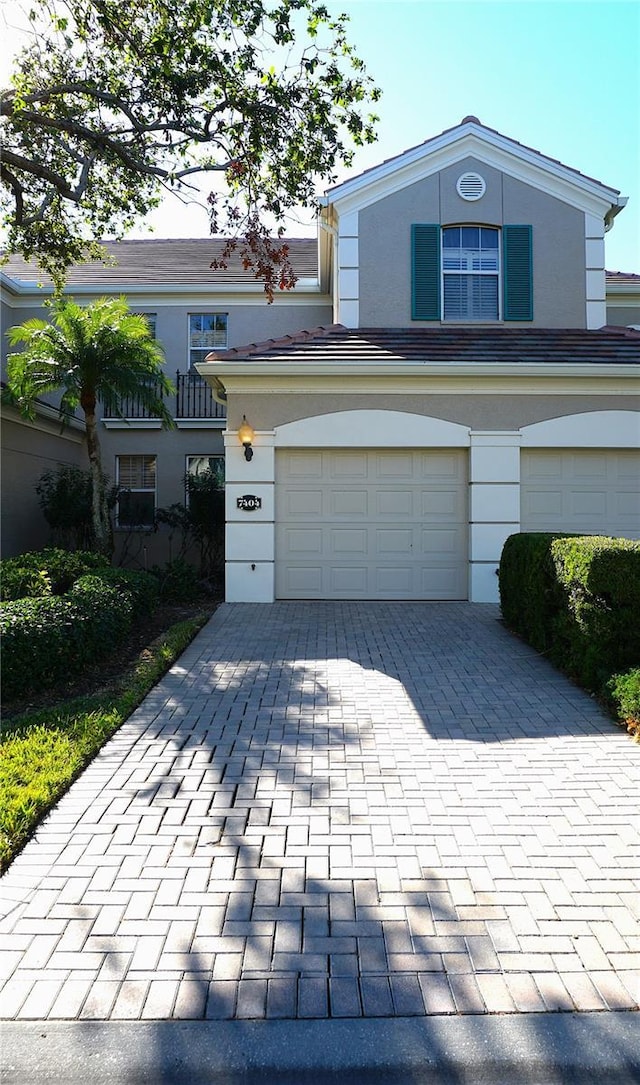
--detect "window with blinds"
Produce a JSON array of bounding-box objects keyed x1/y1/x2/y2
[
  {"x1": 116, "y1": 455, "x2": 157, "y2": 528},
  {"x1": 411, "y1": 223, "x2": 532, "y2": 323},
  {"x1": 442, "y1": 226, "x2": 500, "y2": 320}
]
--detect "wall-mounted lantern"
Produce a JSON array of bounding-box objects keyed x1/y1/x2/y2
[{"x1": 238, "y1": 416, "x2": 255, "y2": 461}]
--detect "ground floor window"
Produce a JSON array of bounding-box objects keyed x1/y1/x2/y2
[
  {"x1": 185, "y1": 454, "x2": 225, "y2": 500},
  {"x1": 116, "y1": 454, "x2": 157, "y2": 527}
]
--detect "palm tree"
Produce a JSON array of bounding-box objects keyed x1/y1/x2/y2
[{"x1": 6, "y1": 296, "x2": 174, "y2": 554}]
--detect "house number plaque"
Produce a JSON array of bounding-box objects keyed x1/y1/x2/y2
[{"x1": 237, "y1": 494, "x2": 262, "y2": 512}]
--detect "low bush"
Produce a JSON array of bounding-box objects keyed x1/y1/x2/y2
[
  {"x1": 0, "y1": 548, "x2": 108, "y2": 601},
  {"x1": 150, "y1": 558, "x2": 200, "y2": 603},
  {"x1": 606, "y1": 668, "x2": 640, "y2": 739},
  {"x1": 498, "y1": 532, "x2": 565, "y2": 652},
  {"x1": 83, "y1": 566, "x2": 160, "y2": 616},
  {"x1": 0, "y1": 567, "x2": 158, "y2": 700},
  {"x1": 499, "y1": 532, "x2": 640, "y2": 732},
  {"x1": 550, "y1": 536, "x2": 640, "y2": 689}
]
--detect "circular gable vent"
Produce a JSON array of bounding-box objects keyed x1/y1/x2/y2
[{"x1": 456, "y1": 172, "x2": 486, "y2": 201}]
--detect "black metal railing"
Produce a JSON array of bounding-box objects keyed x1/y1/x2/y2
[
  {"x1": 176, "y1": 372, "x2": 226, "y2": 420},
  {"x1": 102, "y1": 372, "x2": 226, "y2": 421}
]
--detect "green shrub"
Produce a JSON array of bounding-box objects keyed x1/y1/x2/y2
[
  {"x1": 0, "y1": 548, "x2": 108, "y2": 601},
  {"x1": 606, "y1": 668, "x2": 640, "y2": 738},
  {"x1": 84, "y1": 567, "x2": 159, "y2": 616},
  {"x1": 550, "y1": 536, "x2": 640, "y2": 689},
  {"x1": 499, "y1": 532, "x2": 640, "y2": 731},
  {"x1": 0, "y1": 566, "x2": 158, "y2": 700},
  {"x1": 150, "y1": 558, "x2": 200, "y2": 603},
  {"x1": 498, "y1": 533, "x2": 570, "y2": 652}
]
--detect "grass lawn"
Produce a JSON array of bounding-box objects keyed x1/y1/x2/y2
[{"x1": 0, "y1": 608, "x2": 213, "y2": 873}]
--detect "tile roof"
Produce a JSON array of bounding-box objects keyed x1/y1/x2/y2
[
  {"x1": 1, "y1": 237, "x2": 319, "y2": 286},
  {"x1": 207, "y1": 325, "x2": 640, "y2": 366},
  {"x1": 606, "y1": 271, "x2": 640, "y2": 283}
]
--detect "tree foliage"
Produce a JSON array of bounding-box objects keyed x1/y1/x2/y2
[
  {"x1": 1, "y1": 0, "x2": 380, "y2": 290},
  {"x1": 36, "y1": 464, "x2": 118, "y2": 551},
  {"x1": 6, "y1": 297, "x2": 174, "y2": 553}
]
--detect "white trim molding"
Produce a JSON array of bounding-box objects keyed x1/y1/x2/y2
[
  {"x1": 468, "y1": 431, "x2": 521, "y2": 604},
  {"x1": 521, "y1": 410, "x2": 640, "y2": 448},
  {"x1": 274, "y1": 410, "x2": 471, "y2": 448}
]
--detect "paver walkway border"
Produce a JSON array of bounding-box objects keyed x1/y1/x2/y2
[{"x1": 1, "y1": 602, "x2": 639, "y2": 1027}]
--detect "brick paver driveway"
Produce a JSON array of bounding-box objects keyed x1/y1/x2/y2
[{"x1": 1, "y1": 602, "x2": 638, "y2": 1021}]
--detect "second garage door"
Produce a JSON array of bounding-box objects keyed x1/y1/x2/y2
[
  {"x1": 521, "y1": 449, "x2": 640, "y2": 538},
  {"x1": 275, "y1": 448, "x2": 468, "y2": 599}
]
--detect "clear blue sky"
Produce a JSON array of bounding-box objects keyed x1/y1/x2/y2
[{"x1": 2, "y1": 0, "x2": 639, "y2": 269}]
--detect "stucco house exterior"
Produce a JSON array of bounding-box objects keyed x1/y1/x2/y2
[
  {"x1": 198, "y1": 117, "x2": 640, "y2": 603},
  {"x1": 1, "y1": 238, "x2": 331, "y2": 563},
  {"x1": 2, "y1": 117, "x2": 639, "y2": 600}
]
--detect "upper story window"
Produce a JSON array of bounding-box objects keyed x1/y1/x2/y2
[
  {"x1": 411, "y1": 223, "x2": 533, "y2": 323},
  {"x1": 442, "y1": 226, "x2": 500, "y2": 321},
  {"x1": 189, "y1": 313, "x2": 228, "y2": 369}
]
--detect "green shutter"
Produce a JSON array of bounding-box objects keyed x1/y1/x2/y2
[
  {"x1": 503, "y1": 225, "x2": 533, "y2": 321},
  {"x1": 411, "y1": 224, "x2": 440, "y2": 320}
]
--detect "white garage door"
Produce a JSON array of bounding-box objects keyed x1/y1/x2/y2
[
  {"x1": 521, "y1": 449, "x2": 640, "y2": 537},
  {"x1": 275, "y1": 449, "x2": 468, "y2": 599}
]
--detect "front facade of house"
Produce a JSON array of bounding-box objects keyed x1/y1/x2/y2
[
  {"x1": 199, "y1": 118, "x2": 640, "y2": 603},
  {"x1": 2, "y1": 118, "x2": 639, "y2": 599}
]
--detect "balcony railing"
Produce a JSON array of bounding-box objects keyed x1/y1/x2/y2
[{"x1": 102, "y1": 372, "x2": 226, "y2": 421}]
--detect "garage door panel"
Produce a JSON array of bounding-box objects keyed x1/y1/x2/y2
[
  {"x1": 330, "y1": 490, "x2": 369, "y2": 517},
  {"x1": 284, "y1": 567, "x2": 323, "y2": 594},
  {"x1": 330, "y1": 528, "x2": 368, "y2": 555},
  {"x1": 376, "y1": 567, "x2": 413, "y2": 594},
  {"x1": 375, "y1": 451, "x2": 415, "y2": 478},
  {"x1": 283, "y1": 489, "x2": 323, "y2": 517},
  {"x1": 418, "y1": 450, "x2": 466, "y2": 480},
  {"x1": 421, "y1": 526, "x2": 464, "y2": 552},
  {"x1": 330, "y1": 452, "x2": 368, "y2": 479},
  {"x1": 572, "y1": 491, "x2": 607, "y2": 517},
  {"x1": 421, "y1": 566, "x2": 465, "y2": 597},
  {"x1": 376, "y1": 527, "x2": 415, "y2": 554},
  {"x1": 287, "y1": 451, "x2": 323, "y2": 478},
  {"x1": 420, "y1": 490, "x2": 463, "y2": 518},
  {"x1": 283, "y1": 528, "x2": 323, "y2": 554},
  {"x1": 330, "y1": 567, "x2": 367, "y2": 594},
  {"x1": 521, "y1": 450, "x2": 640, "y2": 538},
  {"x1": 377, "y1": 490, "x2": 414, "y2": 516},
  {"x1": 276, "y1": 449, "x2": 468, "y2": 599}
]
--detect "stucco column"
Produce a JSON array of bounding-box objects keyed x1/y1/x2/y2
[
  {"x1": 224, "y1": 429, "x2": 275, "y2": 602},
  {"x1": 469, "y1": 431, "x2": 521, "y2": 603}
]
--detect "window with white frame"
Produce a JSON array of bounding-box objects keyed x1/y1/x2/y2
[
  {"x1": 185, "y1": 455, "x2": 225, "y2": 502},
  {"x1": 189, "y1": 314, "x2": 228, "y2": 369},
  {"x1": 116, "y1": 454, "x2": 157, "y2": 527},
  {"x1": 442, "y1": 226, "x2": 500, "y2": 320}
]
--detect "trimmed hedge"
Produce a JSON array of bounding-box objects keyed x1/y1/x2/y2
[
  {"x1": 0, "y1": 548, "x2": 109, "y2": 601},
  {"x1": 1, "y1": 567, "x2": 158, "y2": 700},
  {"x1": 550, "y1": 536, "x2": 640, "y2": 689},
  {"x1": 499, "y1": 533, "x2": 640, "y2": 730}
]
